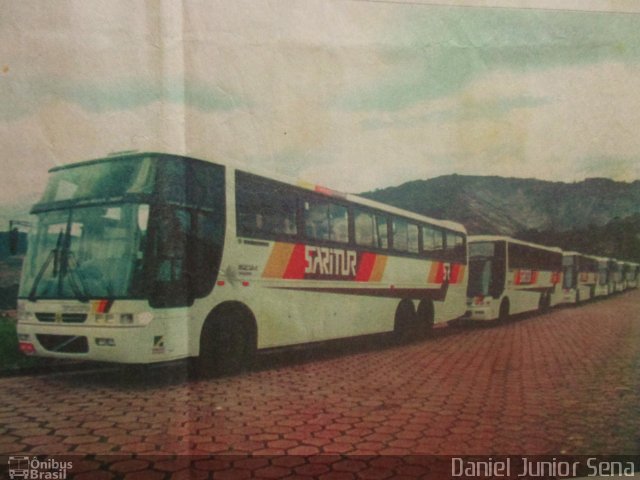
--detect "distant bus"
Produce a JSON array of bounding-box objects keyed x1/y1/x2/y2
[
  {"x1": 560, "y1": 252, "x2": 599, "y2": 304},
  {"x1": 16, "y1": 152, "x2": 468, "y2": 373},
  {"x1": 594, "y1": 257, "x2": 613, "y2": 298},
  {"x1": 627, "y1": 262, "x2": 640, "y2": 288},
  {"x1": 465, "y1": 235, "x2": 562, "y2": 321},
  {"x1": 609, "y1": 259, "x2": 625, "y2": 293},
  {"x1": 622, "y1": 261, "x2": 639, "y2": 290}
]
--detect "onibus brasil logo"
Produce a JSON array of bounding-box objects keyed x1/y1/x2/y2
[{"x1": 7, "y1": 456, "x2": 72, "y2": 479}]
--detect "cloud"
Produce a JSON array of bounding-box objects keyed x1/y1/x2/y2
[
  {"x1": 336, "y1": 6, "x2": 640, "y2": 111},
  {"x1": 361, "y1": 94, "x2": 550, "y2": 129},
  {"x1": 578, "y1": 156, "x2": 640, "y2": 181},
  {"x1": 0, "y1": 76, "x2": 247, "y2": 121}
]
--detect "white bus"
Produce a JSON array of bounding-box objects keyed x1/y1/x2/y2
[
  {"x1": 560, "y1": 252, "x2": 599, "y2": 304},
  {"x1": 621, "y1": 261, "x2": 639, "y2": 290},
  {"x1": 465, "y1": 235, "x2": 562, "y2": 321},
  {"x1": 16, "y1": 152, "x2": 468, "y2": 373},
  {"x1": 594, "y1": 257, "x2": 613, "y2": 298},
  {"x1": 626, "y1": 262, "x2": 640, "y2": 289},
  {"x1": 609, "y1": 259, "x2": 625, "y2": 293}
]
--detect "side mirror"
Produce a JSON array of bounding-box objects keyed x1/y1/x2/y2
[
  {"x1": 8, "y1": 220, "x2": 31, "y2": 255},
  {"x1": 9, "y1": 227, "x2": 19, "y2": 255}
]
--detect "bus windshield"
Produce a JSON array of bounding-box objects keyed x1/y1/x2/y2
[
  {"x1": 20, "y1": 154, "x2": 227, "y2": 306},
  {"x1": 562, "y1": 256, "x2": 576, "y2": 289},
  {"x1": 19, "y1": 204, "x2": 148, "y2": 300},
  {"x1": 467, "y1": 257, "x2": 492, "y2": 297},
  {"x1": 467, "y1": 242, "x2": 495, "y2": 297}
]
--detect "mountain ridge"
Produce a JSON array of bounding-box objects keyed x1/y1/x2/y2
[{"x1": 361, "y1": 174, "x2": 640, "y2": 236}]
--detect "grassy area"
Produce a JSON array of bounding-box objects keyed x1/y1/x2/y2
[{"x1": 0, "y1": 315, "x2": 45, "y2": 373}]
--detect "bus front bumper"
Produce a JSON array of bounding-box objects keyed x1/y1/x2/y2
[
  {"x1": 464, "y1": 298, "x2": 497, "y2": 321},
  {"x1": 16, "y1": 319, "x2": 188, "y2": 364}
]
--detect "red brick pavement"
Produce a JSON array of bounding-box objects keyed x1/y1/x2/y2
[{"x1": 0, "y1": 290, "x2": 639, "y2": 478}]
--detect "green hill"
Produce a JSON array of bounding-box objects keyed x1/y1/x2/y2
[{"x1": 363, "y1": 175, "x2": 640, "y2": 236}]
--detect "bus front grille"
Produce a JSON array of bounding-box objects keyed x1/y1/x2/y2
[
  {"x1": 36, "y1": 334, "x2": 89, "y2": 353},
  {"x1": 35, "y1": 313, "x2": 87, "y2": 323}
]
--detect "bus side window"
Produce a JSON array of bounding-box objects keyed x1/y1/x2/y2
[
  {"x1": 445, "y1": 231, "x2": 465, "y2": 262},
  {"x1": 376, "y1": 215, "x2": 388, "y2": 249},
  {"x1": 408, "y1": 223, "x2": 419, "y2": 254},
  {"x1": 329, "y1": 204, "x2": 349, "y2": 243},
  {"x1": 304, "y1": 200, "x2": 329, "y2": 240},
  {"x1": 236, "y1": 172, "x2": 297, "y2": 240},
  {"x1": 392, "y1": 217, "x2": 408, "y2": 251},
  {"x1": 304, "y1": 199, "x2": 350, "y2": 244},
  {"x1": 422, "y1": 225, "x2": 444, "y2": 257},
  {"x1": 354, "y1": 209, "x2": 375, "y2": 247}
]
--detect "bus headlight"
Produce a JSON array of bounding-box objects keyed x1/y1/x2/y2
[
  {"x1": 135, "y1": 312, "x2": 154, "y2": 326},
  {"x1": 18, "y1": 311, "x2": 35, "y2": 323},
  {"x1": 95, "y1": 312, "x2": 153, "y2": 325}
]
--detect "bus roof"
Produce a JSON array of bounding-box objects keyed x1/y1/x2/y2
[
  {"x1": 55, "y1": 151, "x2": 467, "y2": 235},
  {"x1": 468, "y1": 235, "x2": 562, "y2": 254}
]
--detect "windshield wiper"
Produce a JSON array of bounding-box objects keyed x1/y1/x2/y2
[
  {"x1": 57, "y1": 212, "x2": 89, "y2": 303},
  {"x1": 28, "y1": 213, "x2": 90, "y2": 303},
  {"x1": 27, "y1": 231, "x2": 63, "y2": 302}
]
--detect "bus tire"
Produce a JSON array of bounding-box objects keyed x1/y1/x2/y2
[
  {"x1": 417, "y1": 299, "x2": 435, "y2": 336},
  {"x1": 498, "y1": 298, "x2": 510, "y2": 323},
  {"x1": 539, "y1": 292, "x2": 550, "y2": 313},
  {"x1": 394, "y1": 299, "x2": 416, "y2": 341},
  {"x1": 195, "y1": 304, "x2": 256, "y2": 377}
]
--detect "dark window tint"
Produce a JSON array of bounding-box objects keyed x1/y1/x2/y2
[
  {"x1": 422, "y1": 225, "x2": 444, "y2": 255},
  {"x1": 392, "y1": 218, "x2": 408, "y2": 251},
  {"x1": 508, "y1": 243, "x2": 562, "y2": 271},
  {"x1": 392, "y1": 218, "x2": 419, "y2": 254},
  {"x1": 354, "y1": 209, "x2": 387, "y2": 249},
  {"x1": 149, "y1": 204, "x2": 225, "y2": 307},
  {"x1": 444, "y1": 231, "x2": 466, "y2": 263},
  {"x1": 236, "y1": 172, "x2": 298, "y2": 239},
  {"x1": 304, "y1": 198, "x2": 349, "y2": 243}
]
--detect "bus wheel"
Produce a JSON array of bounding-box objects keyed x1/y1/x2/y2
[
  {"x1": 498, "y1": 298, "x2": 510, "y2": 323},
  {"x1": 538, "y1": 292, "x2": 549, "y2": 313},
  {"x1": 417, "y1": 299, "x2": 435, "y2": 336},
  {"x1": 394, "y1": 299, "x2": 416, "y2": 341},
  {"x1": 195, "y1": 307, "x2": 256, "y2": 377}
]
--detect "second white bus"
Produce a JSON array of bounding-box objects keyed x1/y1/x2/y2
[{"x1": 465, "y1": 235, "x2": 562, "y2": 321}]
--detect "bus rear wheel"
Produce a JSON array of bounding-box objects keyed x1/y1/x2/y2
[
  {"x1": 195, "y1": 307, "x2": 256, "y2": 377},
  {"x1": 394, "y1": 299, "x2": 416, "y2": 341},
  {"x1": 538, "y1": 292, "x2": 550, "y2": 313},
  {"x1": 417, "y1": 299, "x2": 435, "y2": 336}
]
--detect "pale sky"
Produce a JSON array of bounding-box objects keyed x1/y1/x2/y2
[{"x1": 1, "y1": 0, "x2": 640, "y2": 223}]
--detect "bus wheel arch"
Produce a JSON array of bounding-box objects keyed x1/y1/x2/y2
[{"x1": 195, "y1": 301, "x2": 257, "y2": 376}]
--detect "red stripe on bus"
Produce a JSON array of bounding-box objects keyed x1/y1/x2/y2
[
  {"x1": 283, "y1": 243, "x2": 307, "y2": 279},
  {"x1": 434, "y1": 262, "x2": 446, "y2": 284},
  {"x1": 356, "y1": 252, "x2": 377, "y2": 282}
]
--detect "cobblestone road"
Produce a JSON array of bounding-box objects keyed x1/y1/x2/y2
[{"x1": 0, "y1": 290, "x2": 639, "y2": 478}]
